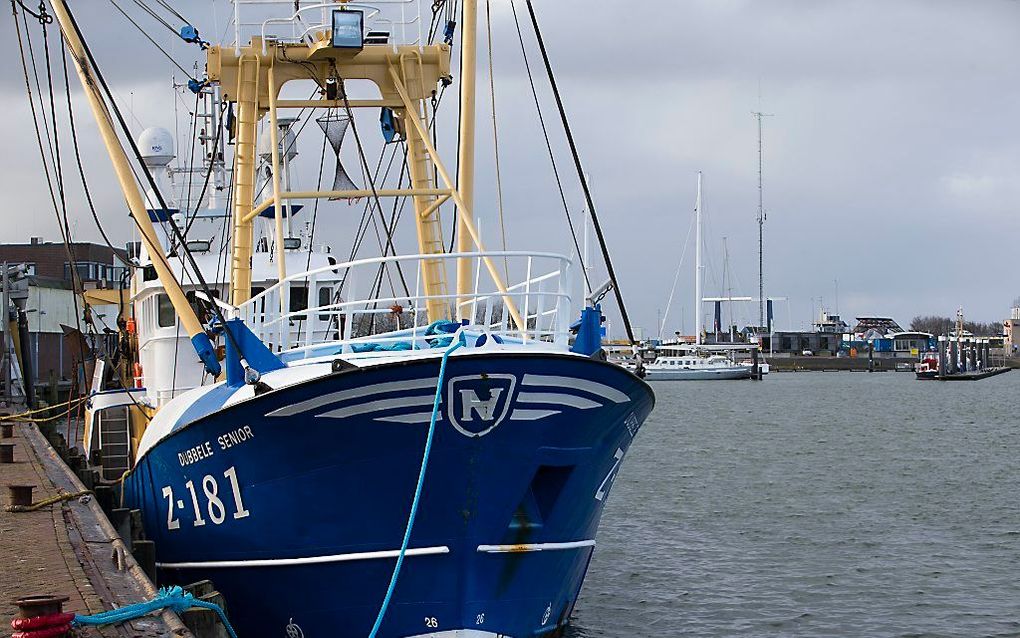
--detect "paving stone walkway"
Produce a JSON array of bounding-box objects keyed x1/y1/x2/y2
[{"x1": 0, "y1": 421, "x2": 111, "y2": 632}]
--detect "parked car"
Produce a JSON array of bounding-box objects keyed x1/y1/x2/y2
[{"x1": 801, "y1": 349, "x2": 814, "y2": 356}]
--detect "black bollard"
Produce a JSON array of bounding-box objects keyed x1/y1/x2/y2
[
  {"x1": 8, "y1": 484, "x2": 35, "y2": 507},
  {"x1": 132, "y1": 539, "x2": 157, "y2": 584},
  {"x1": 93, "y1": 484, "x2": 115, "y2": 515},
  {"x1": 109, "y1": 508, "x2": 133, "y2": 550}
]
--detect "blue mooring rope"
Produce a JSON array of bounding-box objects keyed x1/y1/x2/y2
[
  {"x1": 368, "y1": 332, "x2": 466, "y2": 637},
  {"x1": 73, "y1": 585, "x2": 238, "y2": 638}
]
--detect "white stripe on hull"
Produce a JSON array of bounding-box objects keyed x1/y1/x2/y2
[
  {"x1": 516, "y1": 392, "x2": 601, "y2": 409},
  {"x1": 521, "y1": 374, "x2": 630, "y2": 403},
  {"x1": 156, "y1": 545, "x2": 449, "y2": 569},
  {"x1": 318, "y1": 395, "x2": 436, "y2": 419},
  {"x1": 268, "y1": 378, "x2": 436, "y2": 417},
  {"x1": 476, "y1": 540, "x2": 595, "y2": 553}
]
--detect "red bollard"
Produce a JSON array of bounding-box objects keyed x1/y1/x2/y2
[{"x1": 11, "y1": 595, "x2": 73, "y2": 638}]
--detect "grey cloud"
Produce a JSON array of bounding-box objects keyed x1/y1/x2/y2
[{"x1": 2, "y1": 0, "x2": 1019, "y2": 335}]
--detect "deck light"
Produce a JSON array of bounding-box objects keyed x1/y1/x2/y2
[{"x1": 331, "y1": 10, "x2": 364, "y2": 49}]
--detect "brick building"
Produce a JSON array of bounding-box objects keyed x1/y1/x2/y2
[{"x1": 1, "y1": 237, "x2": 127, "y2": 389}]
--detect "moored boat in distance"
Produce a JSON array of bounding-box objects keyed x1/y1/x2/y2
[{"x1": 644, "y1": 349, "x2": 751, "y2": 380}]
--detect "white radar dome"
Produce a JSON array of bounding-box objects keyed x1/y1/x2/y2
[
  {"x1": 138, "y1": 127, "x2": 175, "y2": 167},
  {"x1": 258, "y1": 127, "x2": 299, "y2": 162}
]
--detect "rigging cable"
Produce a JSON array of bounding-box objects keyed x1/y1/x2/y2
[
  {"x1": 61, "y1": 46, "x2": 132, "y2": 267},
  {"x1": 524, "y1": 0, "x2": 637, "y2": 344},
  {"x1": 151, "y1": 0, "x2": 189, "y2": 25},
  {"x1": 15, "y1": 2, "x2": 82, "y2": 315},
  {"x1": 58, "y1": 0, "x2": 249, "y2": 364},
  {"x1": 108, "y1": 0, "x2": 192, "y2": 76},
  {"x1": 484, "y1": 0, "x2": 509, "y2": 280},
  {"x1": 128, "y1": 0, "x2": 178, "y2": 36},
  {"x1": 331, "y1": 62, "x2": 413, "y2": 297},
  {"x1": 509, "y1": 0, "x2": 589, "y2": 293},
  {"x1": 659, "y1": 212, "x2": 696, "y2": 338},
  {"x1": 17, "y1": 1, "x2": 88, "y2": 392}
]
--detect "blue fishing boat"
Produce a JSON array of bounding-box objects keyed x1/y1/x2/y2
[{"x1": 45, "y1": 0, "x2": 654, "y2": 635}]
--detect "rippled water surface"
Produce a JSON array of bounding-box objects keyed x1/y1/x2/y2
[{"x1": 567, "y1": 372, "x2": 1020, "y2": 637}]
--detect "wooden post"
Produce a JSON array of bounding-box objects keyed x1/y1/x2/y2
[
  {"x1": 751, "y1": 347, "x2": 760, "y2": 380},
  {"x1": 868, "y1": 341, "x2": 874, "y2": 372}
]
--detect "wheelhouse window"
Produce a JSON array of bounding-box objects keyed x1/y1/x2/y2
[
  {"x1": 290, "y1": 284, "x2": 308, "y2": 320},
  {"x1": 318, "y1": 286, "x2": 333, "y2": 321},
  {"x1": 156, "y1": 294, "x2": 175, "y2": 328}
]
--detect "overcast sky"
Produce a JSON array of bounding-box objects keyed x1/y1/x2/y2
[{"x1": 3, "y1": 0, "x2": 1019, "y2": 336}]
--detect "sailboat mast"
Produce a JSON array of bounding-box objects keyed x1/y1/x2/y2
[
  {"x1": 753, "y1": 110, "x2": 771, "y2": 334},
  {"x1": 695, "y1": 171, "x2": 703, "y2": 347}
]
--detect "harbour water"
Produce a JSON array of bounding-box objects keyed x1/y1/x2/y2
[{"x1": 568, "y1": 372, "x2": 1020, "y2": 637}]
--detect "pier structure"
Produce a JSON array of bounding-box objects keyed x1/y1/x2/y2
[{"x1": 0, "y1": 416, "x2": 192, "y2": 636}]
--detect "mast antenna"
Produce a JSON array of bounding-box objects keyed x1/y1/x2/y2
[{"x1": 752, "y1": 109, "x2": 773, "y2": 335}]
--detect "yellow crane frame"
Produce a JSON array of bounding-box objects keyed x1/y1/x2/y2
[{"x1": 209, "y1": 26, "x2": 525, "y2": 333}]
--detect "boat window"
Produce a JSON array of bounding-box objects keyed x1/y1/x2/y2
[
  {"x1": 290, "y1": 284, "x2": 308, "y2": 319},
  {"x1": 156, "y1": 294, "x2": 175, "y2": 328},
  {"x1": 318, "y1": 286, "x2": 333, "y2": 321}
]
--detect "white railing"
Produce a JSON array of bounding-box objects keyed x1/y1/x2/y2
[
  {"x1": 235, "y1": 251, "x2": 575, "y2": 356},
  {"x1": 231, "y1": 0, "x2": 425, "y2": 52}
]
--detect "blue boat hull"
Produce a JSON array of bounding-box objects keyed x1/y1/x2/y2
[{"x1": 123, "y1": 353, "x2": 653, "y2": 637}]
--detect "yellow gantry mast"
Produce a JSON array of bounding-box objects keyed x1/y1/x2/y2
[
  {"x1": 211, "y1": 9, "x2": 524, "y2": 332},
  {"x1": 48, "y1": 0, "x2": 215, "y2": 364},
  {"x1": 455, "y1": 0, "x2": 479, "y2": 322}
]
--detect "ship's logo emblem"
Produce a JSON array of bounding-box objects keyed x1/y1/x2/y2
[
  {"x1": 447, "y1": 374, "x2": 517, "y2": 437},
  {"x1": 284, "y1": 619, "x2": 304, "y2": 638}
]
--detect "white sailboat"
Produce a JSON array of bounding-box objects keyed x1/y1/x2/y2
[{"x1": 646, "y1": 173, "x2": 750, "y2": 381}]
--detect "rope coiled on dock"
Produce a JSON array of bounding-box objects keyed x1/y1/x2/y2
[{"x1": 71, "y1": 585, "x2": 237, "y2": 637}]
